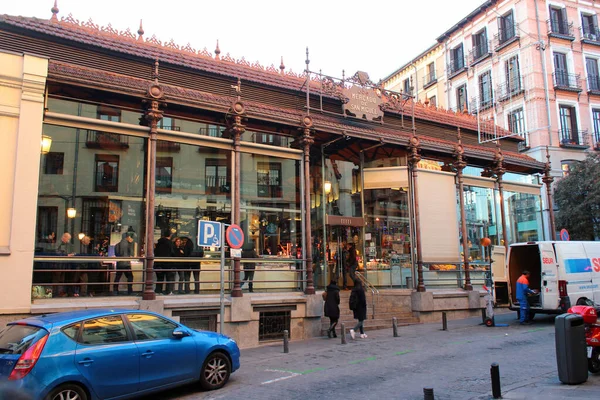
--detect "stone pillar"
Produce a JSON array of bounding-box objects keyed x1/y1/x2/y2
[
  {"x1": 407, "y1": 134, "x2": 425, "y2": 292},
  {"x1": 453, "y1": 129, "x2": 472, "y2": 291},
  {"x1": 301, "y1": 116, "x2": 315, "y2": 295},
  {"x1": 142, "y1": 61, "x2": 164, "y2": 301},
  {"x1": 228, "y1": 100, "x2": 246, "y2": 298},
  {"x1": 492, "y1": 144, "x2": 509, "y2": 251},
  {"x1": 542, "y1": 146, "x2": 556, "y2": 240}
]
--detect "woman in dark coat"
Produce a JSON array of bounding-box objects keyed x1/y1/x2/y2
[
  {"x1": 350, "y1": 279, "x2": 368, "y2": 339},
  {"x1": 324, "y1": 280, "x2": 340, "y2": 338}
]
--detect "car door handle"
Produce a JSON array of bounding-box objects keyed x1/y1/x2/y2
[
  {"x1": 141, "y1": 350, "x2": 155, "y2": 358},
  {"x1": 78, "y1": 358, "x2": 94, "y2": 365}
]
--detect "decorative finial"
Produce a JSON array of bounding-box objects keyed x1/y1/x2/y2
[
  {"x1": 231, "y1": 77, "x2": 242, "y2": 101},
  {"x1": 137, "y1": 20, "x2": 144, "y2": 41},
  {"x1": 215, "y1": 40, "x2": 221, "y2": 60},
  {"x1": 457, "y1": 127, "x2": 462, "y2": 144},
  {"x1": 424, "y1": 98, "x2": 430, "y2": 107},
  {"x1": 279, "y1": 56, "x2": 285, "y2": 74},
  {"x1": 152, "y1": 59, "x2": 159, "y2": 83},
  {"x1": 51, "y1": 0, "x2": 59, "y2": 22},
  {"x1": 545, "y1": 145, "x2": 551, "y2": 163},
  {"x1": 305, "y1": 47, "x2": 310, "y2": 69}
]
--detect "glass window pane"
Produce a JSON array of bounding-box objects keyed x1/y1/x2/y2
[
  {"x1": 81, "y1": 316, "x2": 129, "y2": 345},
  {"x1": 127, "y1": 314, "x2": 177, "y2": 341}
]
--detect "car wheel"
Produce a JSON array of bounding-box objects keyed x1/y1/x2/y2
[
  {"x1": 200, "y1": 351, "x2": 231, "y2": 390},
  {"x1": 46, "y1": 384, "x2": 88, "y2": 400}
]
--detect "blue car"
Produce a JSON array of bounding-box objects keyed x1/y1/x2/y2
[{"x1": 0, "y1": 309, "x2": 240, "y2": 400}]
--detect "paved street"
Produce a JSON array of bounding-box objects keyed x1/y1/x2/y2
[{"x1": 145, "y1": 311, "x2": 599, "y2": 400}]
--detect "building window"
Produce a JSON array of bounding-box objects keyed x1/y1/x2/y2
[
  {"x1": 498, "y1": 10, "x2": 516, "y2": 44},
  {"x1": 507, "y1": 108, "x2": 525, "y2": 136},
  {"x1": 44, "y1": 152, "x2": 64, "y2": 175},
  {"x1": 425, "y1": 63, "x2": 435, "y2": 85},
  {"x1": 95, "y1": 154, "x2": 119, "y2": 192},
  {"x1": 505, "y1": 55, "x2": 521, "y2": 94},
  {"x1": 549, "y1": 6, "x2": 570, "y2": 35},
  {"x1": 158, "y1": 116, "x2": 180, "y2": 131},
  {"x1": 257, "y1": 162, "x2": 282, "y2": 198},
  {"x1": 450, "y1": 44, "x2": 465, "y2": 74},
  {"x1": 205, "y1": 159, "x2": 229, "y2": 194},
  {"x1": 97, "y1": 105, "x2": 121, "y2": 122},
  {"x1": 156, "y1": 157, "x2": 173, "y2": 194},
  {"x1": 558, "y1": 105, "x2": 579, "y2": 145},
  {"x1": 456, "y1": 84, "x2": 468, "y2": 112},
  {"x1": 553, "y1": 52, "x2": 569, "y2": 86},
  {"x1": 561, "y1": 160, "x2": 577, "y2": 177},
  {"x1": 403, "y1": 78, "x2": 412, "y2": 95},
  {"x1": 36, "y1": 206, "x2": 58, "y2": 243},
  {"x1": 472, "y1": 29, "x2": 489, "y2": 60},
  {"x1": 592, "y1": 108, "x2": 600, "y2": 147},
  {"x1": 586, "y1": 58, "x2": 600, "y2": 91},
  {"x1": 582, "y1": 13, "x2": 599, "y2": 40},
  {"x1": 479, "y1": 71, "x2": 493, "y2": 108},
  {"x1": 429, "y1": 96, "x2": 437, "y2": 107}
]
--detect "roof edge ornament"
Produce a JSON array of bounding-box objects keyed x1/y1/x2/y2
[
  {"x1": 215, "y1": 40, "x2": 220, "y2": 60},
  {"x1": 51, "y1": 0, "x2": 59, "y2": 22},
  {"x1": 137, "y1": 19, "x2": 144, "y2": 42}
]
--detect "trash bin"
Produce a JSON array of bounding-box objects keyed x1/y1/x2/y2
[{"x1": 555, "y1": 313, "x2": 588, "y2": 384}]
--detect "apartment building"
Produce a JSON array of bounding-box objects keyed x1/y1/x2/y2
[{"x1": 386, "y1": 0, "x2": 600, "y2": 239}]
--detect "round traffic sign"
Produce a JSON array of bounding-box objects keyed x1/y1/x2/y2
[
  {"x1": 226, "y1": 224, "x2": 245, "y2": 249},
  {"x1": 560, "y1": 228, "x2": 570, "y2": 241}
]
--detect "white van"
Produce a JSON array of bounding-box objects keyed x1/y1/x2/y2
[{"x1": 507, "y1": 241, "x2": 600, "y2": 318}]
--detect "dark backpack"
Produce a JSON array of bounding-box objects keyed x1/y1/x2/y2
[{"x1": 349, "y1": 291, "x2": 358, "y2": 310}]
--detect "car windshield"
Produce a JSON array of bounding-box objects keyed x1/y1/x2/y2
[{"x1": 0, "y1": 325, "x2": 44, "y2": 355}]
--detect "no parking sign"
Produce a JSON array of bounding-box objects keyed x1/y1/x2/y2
[
  {"x1": 560, "y1": 228, "x2": 570, "y2": 241},
  {"x1": 226, "y1": 224, "x2": 244, "y2": 249}
]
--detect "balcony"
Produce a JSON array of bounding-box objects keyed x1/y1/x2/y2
[
  {"x1": 85, "y1": 131, "x2": 129, "y2": 150},
  {"x1": 559, "y1": 129, "x2": 588, "y2": 148},
  {"x1": 494, "y1": 24, "x2": 520, "y2": 51},
  {"x1": 553, "y1": 72, "x2": 582, "y2": 92},
  {"x1": 580, "y1": 26, "x2": 600, "y2": 46},
  {"x1": 469, "y1": 41, "x2": 491, "y2": 66},
  {"x1": 496, "y1": 77, "x2": 524, "y2": 102},
  {"x1": 156, "y1": 140, "x2": 181, "y2": 152},
  {"x1": 517, "y1": 141, "x2": 530, "y2": 152},
  {"x1": 588, "y1": 75, "x2": 600, "y2": 95},
  {"x1": 547, "y1": 19, "x2": 575, "y2": 40},
  {"x1": 423, "y1": 72, "x2": 437, "y2": 89},
  {"x1": 448, "y1": 57, "x2": 467, "y2": 79},
  {"x1": 594, "y1": 130, "x2": 600, "y2": 150}
]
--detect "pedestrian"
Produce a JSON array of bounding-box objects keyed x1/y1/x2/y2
[
  {"x1": 347, "y1": 243, "x2": 358, "y2": 284},
  {"x1": 114, "y1": 232, "x2": 135, "y2": 295},
  {"x1": 516, "y1": 270, "x2": 538, "y2": 325},
  {"x1": 324, "y1": 279, "x2": 340, "y2": 338},
  {"x1": 241, "y1": 240, "x2": 258, "y2": 292},
  {"x1": 154, "y1": 229, "x2": 174, "y2": 294},
  {"x1": 53, "y1": 232, "x2": 72, "y2": 297},
  {"x1": 172, "y1": 237, "x2": 184, "y2": 294},
  {"x1": 178, "y1": 236, "x2": 195, "y2": 294},
  {"x1": 340, "y1": 240, "x2": 349, "y2": 289},
  {"x1": 349, "y1": 279, "x2": 367, "y2": 339}
]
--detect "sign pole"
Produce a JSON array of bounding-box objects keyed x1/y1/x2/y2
[{"x1": 220, "y1": 223, "x2": 225, "y2": 334}]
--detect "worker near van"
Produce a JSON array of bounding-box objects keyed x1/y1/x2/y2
[{"x1": 516, "y1": 270, "x2": 538, "y2": 325}]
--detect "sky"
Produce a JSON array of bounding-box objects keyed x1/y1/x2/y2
[{"x1": 2, "y1": 0, "x2": 486, "y2": 82}]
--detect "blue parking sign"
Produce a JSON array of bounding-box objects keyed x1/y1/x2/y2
[{"x1": 198, "y1": 221, "x2": 221, "y2": 247}]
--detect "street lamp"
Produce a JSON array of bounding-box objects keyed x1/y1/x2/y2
[
  {"x1": 41, "y1": 135, "x2": 52, "y2": 154},
  {"x1": 324, "y1": 180, "x2": 332, "y2": 195},
  {"x1": 67, "y1": 208, "x2": 77, "y2": 219}
]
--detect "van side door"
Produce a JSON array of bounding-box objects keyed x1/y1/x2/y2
[
  {"x1": 555, "y1": 242, "x2": 594, "y2": 306},
  {"x1": 540, "y1": 243, "x2": 559, "y2": 310},
  {"x1": 582, "y1": 242, "x2": 600, "y2": 304}
]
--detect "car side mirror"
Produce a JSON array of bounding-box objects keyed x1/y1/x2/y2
[{"x1": 172, "y1": 328, "x2": 190, "y2": 339}]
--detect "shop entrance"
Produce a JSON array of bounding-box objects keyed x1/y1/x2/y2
[{"x1": 325, "y1": 216, "x2": 364, "y2": 290}]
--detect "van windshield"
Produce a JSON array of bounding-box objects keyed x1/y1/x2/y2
[{"x1": 0, "y1": 325, "x2": 44, "y2": 355}]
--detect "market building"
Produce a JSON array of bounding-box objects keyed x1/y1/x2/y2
[{"x1": 0, "y1": 4, "x2": 549, "y2": 347}]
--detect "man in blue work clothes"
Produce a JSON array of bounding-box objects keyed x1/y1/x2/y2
[{"x1": 516, "y1": 270, "x2": 538, "y2": 325}]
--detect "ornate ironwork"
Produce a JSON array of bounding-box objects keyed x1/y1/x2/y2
[
  {"x1": 453, "y1": 129, "x2": 472, "y2": 291},
  {"x1": 259, "y1": 310, "x2": 291, "y2": 341},
  {"x1": 541, "y1": 146, "x2": 556, "y2": 240}
]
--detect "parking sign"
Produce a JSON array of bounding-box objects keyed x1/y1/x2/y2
[{"x1": 198, "y1": 221, "x2": 222, "y2": 247}]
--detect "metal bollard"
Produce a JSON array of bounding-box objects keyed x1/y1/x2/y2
[
  {"x1": 423, "y1": 387, "x2": 434, "y2": 400},
  {"x1": 341, "y1": 323, "x2": 347, "y2": 344},
  {"x1": 442, "y1": 312, "x2": 447, "y2": 331},
  {"x1": 491, "y1": 362, "x2": 501, "y2": 399},
  {"x1": 481, "y1": 308, "x2": 487, "y2": 323},
  {"x1": 392, "y1": 317, "x2": 399, "y2": 337},
  {"x1": 283, "y1": 330, "x2": 289, "y2": 353}
]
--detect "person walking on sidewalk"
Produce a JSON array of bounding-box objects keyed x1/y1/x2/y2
[
  {"x1": 324, "y1": 279, "x2": 340, "y2": 338},
  {"x1": 349, "y1": 279, "x2": 367, "y2": 339},
  {"x1": 516, "y1": 270, "x2": 538, "y2": 325}
]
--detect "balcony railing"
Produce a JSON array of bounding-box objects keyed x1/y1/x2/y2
[
  {"x1": 594, "y1": 129, "x2": 600, "y2": 150},
  {"x1": 559, "y1": 129, "x2": 587, "y2": 147},
  {"x1": 469, "y1": 41, "x2": 491, "y2": 65},
  {"x1": 85, "y1": 131, "x2": 129, "y2": 149},
  {"x1": 496, "y1": 76, "x2": 524, "y2": 101},
  {"x1": 553, "y1": 71, "x2": 582, "y2": 92},
  {"x1": 580, "y1": 26, "x2": 600, "y2": 45},
  {"x1": 494, "y1": 24, "x2": 519, "y2": 50},
  {"x1": 588, "y1": 75, "x2": 600, "y2": 93},
  {"x1": 547, "y1": 19, "x2": 575, "y2": 39},
  {"x1": 156, "y1": 140, "x2": 181, "y2": 152},
  {"x1": 423, "y1": 72, "x2": 437, "y2": 89},
  {"x1": 448, "y1": 57, "x2": 466, "y2": 77}
]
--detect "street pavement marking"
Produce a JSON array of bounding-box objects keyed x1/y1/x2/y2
[
  {"x1": 395, "y1": 350, "x2": 414, "y2": 355},
  {"x1": 523, "y1": 327, "x2": 546, "y2": 333},
  {"x1": 262, "y1": 369, "x2": 301, "y2": 385},
  {"x1": 349, "y1": 356, "x2": 377, "y2": 364}
]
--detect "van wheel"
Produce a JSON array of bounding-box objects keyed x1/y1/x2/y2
[
  {"x1": 46, "y1": 384, "x2": 88, "y2": 400},
  {"x1": 577, "y1": 297, "x2": 592, "y2": 306},
  {"x1": 589, "y1": 348, "x2": 600, "y2": 374},
  {"x1": 200, "y1": 351, "x2": 231, "y2": 390}
]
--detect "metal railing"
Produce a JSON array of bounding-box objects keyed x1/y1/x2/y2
[
  {"x1": 547, "y1": 19, "x2": 574, "y2": 38},
  {"x1": 469, "y1": 41, "x2": 491, "y2": 64},
  {"x1": 422, "y1": 262, "x2": 492, "y2": 289},
  {"x1": 355, "y1": 271, "x2": 379, "y2": 320},
  {"x1": 448, "y1": 56, "x2": 466, "y2": 76},
  {"x1": 496, "y1": 76, "x2": 523, "y2": 101},
  {"x1": 559, "y1": 129, "x2": 587, "y2": 146},
  {"x1": 494, "y1": 24, "x2": 519, "y2": 49},
  {"x1": 423, "y1": 72, "x2": 437, "y2": 88},
  {"x1": 588, "y1": 75, "x2": 600, "y2": 92},
  {"x1": 580, "y1": 26, "x2": 600, "y2": 43},
  {"x1": 553, "y1": 71, "x2": 582, "y2": 91},
  {"x1": 85, "y1": 130, "x2": 129, "y2": 149},
  {"x1": 594, "y1": 129, "x2": 600, "y2": 149}
]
